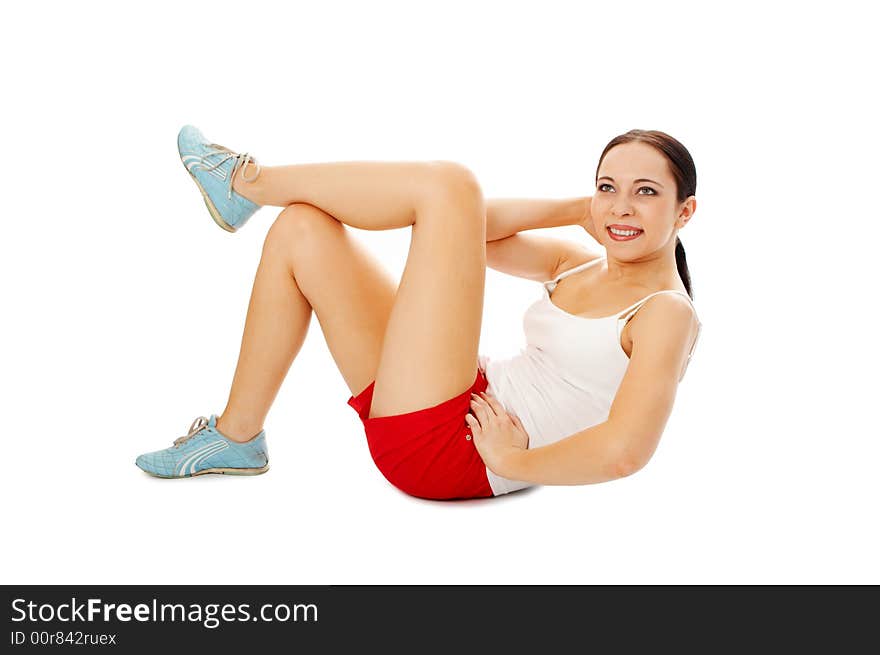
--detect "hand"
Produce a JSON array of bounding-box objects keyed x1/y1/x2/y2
[
  {"x1": 466, "y1": 390, "x2": 530, "y2": 478},
  {"x1": 577, "y1": 196, "x2": 598, "y2": 242}
]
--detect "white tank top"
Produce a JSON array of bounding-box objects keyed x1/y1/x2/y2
[{"x1": 479, "y1": 256, "x2": 702, "y2": 495}]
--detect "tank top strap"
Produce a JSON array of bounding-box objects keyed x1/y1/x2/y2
[
  {"x1": 616, "y1": 291, "x2": 703, "y2": 370},
  {"x1": 616, "y1": 290, "x2": 695, "y2": 329},
  {"x1": 545, "y1": 256, "x2": 605, "y2": 287}
]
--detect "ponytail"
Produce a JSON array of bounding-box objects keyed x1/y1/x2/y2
[{"x1": 675, "y1": 237, "x2": 692, "y2": 299}]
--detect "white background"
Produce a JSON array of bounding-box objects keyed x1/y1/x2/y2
[{"x1": 1, "y1": 0, "x2": 877, "y2": 584}]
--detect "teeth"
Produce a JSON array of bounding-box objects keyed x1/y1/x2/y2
[{"x1": 609, "y1": 227, "x2": 641, "y2": 236}]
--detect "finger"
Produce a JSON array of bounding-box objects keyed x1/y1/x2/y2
[
  {"x1": 469, "y1": 396, "x2": 489, "y2": 423},
  {"x1": 470, "y1": 393, "x2": 489, "y2": 413},
  {"x1": 473, "y1": 393, "x2": 497, "y2": 416},
  {"x1": 477, "y1": 391, "x2": 505, "y2": 418}
]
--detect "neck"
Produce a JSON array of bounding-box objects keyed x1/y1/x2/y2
[{"x1": 603, "y1": 246, "x2": 680, "y2": 288}]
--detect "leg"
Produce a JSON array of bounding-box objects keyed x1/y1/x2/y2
[
  {"x1": 233, "y1": 160, "x2": 453, "y2": 230},
  {"x1": 231, "y1": 157, "x2": 486, "y2": 417},
  {"x1": 216, "y1": 204, "x2": 397, "y2": 441},
  {"x1": 369, "y1": 166, "x2": 486, "y2": 417}
]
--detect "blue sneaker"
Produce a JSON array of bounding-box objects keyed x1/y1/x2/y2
[
  {"x1": 177, "y1": 125, "x2": 263, "y2": 232},
  {"x1": 136, "y1": 415, "x2": 269, "y2": 478}
]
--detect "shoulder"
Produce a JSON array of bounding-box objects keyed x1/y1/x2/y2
[
  {"x1": 628, "y1": 292, "x2": 700, "y2": 359},
  {"x1": 637, "y1": 290, "x2": 696, "y2": 318}
]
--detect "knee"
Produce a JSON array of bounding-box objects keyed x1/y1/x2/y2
[
  {"x1": 424, "y1": 160, "x2": 484, "y2": 208},
  {"x1": 263, "y1": 203, "x2": 336, "y2": 258}
]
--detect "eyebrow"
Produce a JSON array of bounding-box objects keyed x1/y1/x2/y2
[{"x1": 597, "y1": 176, "x2": 664, "y2": 188}]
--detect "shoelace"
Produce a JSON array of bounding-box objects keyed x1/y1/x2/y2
[
  {"x1": 173, "y1": 416, "x2": 210, "y2": 448},
  {"x1": 192, "y1": 143, "x2": 262, "y2": 200}
]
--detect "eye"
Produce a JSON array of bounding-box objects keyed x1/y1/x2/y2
[{"x1": 597, "y1": 183, "x2": 657, "y2": 195}]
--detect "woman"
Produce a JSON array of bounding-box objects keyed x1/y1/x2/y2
[{"x1": 136, "y1": 126, "x2": 702, "y2": 500}]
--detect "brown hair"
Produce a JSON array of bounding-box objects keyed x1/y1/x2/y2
[{"x1": 595, "y1": 129, "x2": 696, "y2": 299}]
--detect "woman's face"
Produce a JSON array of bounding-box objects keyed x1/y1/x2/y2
[{"x1": 591, "y1": 142, "x2": 694, "y2": 260}]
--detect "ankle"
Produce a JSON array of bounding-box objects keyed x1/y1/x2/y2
[
  {"x1": 216, "y1": 413, "x2": 263, "y2": 443},
  {"x1": 232, "y1": 162, "x2": 265, "y2": 204}
]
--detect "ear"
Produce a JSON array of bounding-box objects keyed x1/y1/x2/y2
[{"x1": 677, "y1": 196, "x2": 696, "y2": 230}]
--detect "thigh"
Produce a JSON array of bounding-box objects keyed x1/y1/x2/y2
[
  {"x1": 369, "y1": 164, "x2": 486, "y2": 418},
  {"x1": 273, "y1": 203, "x2": 397, "y2": 397}
]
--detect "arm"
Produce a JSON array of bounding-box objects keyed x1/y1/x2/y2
[
  {"x1": 487, "y1": 233, "x2": 598, "y2": 283},
  {"x1": 488, "y1": 294, "x2": 700, "y2": 485},
  {"x1": 486, "y1": 196, "x2": 595, "y2": 242},
  {"x1": 485, "y1": 196, "x2": 600, "y2": 282}
]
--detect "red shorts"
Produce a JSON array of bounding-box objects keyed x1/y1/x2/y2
[{"x1": 347, "y1": 367, "x2": 494, "y2": 500}]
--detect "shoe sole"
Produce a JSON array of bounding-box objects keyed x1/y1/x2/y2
[
  {"x1": 180, "y1": 158, "x2": 238, "y2": 233},
  {"x1": 140, "y1": 464, "x2": 270, "y2": 479}
]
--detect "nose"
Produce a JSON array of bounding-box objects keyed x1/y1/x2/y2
[{"x1": 612, "y1": 202, "x2": 634, "y2": 217}]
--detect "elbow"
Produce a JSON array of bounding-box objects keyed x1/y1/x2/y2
[
  {"x1": 607, "y1": 445, "x2": 651, "y2": 480},
  {"x1": 609, "y1": 456, "x2": 641, "y2": 480},
  {"x1": 602, "y1": 421, "x2": 660, "y2": 480}
]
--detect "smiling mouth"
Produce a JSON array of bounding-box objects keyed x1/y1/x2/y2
[{"x1": 607, "y1": 226, "x2": 643, "y2": 241}]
